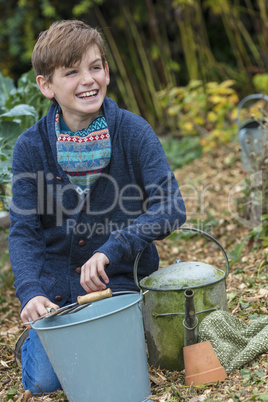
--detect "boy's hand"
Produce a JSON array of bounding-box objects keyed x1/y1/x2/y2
[
  {"x1": 81, "y1": 252, "x2": 109, "y2": 293},
  {"x1": 21, "y1": 296, "x2": 59, "y2": 329}
]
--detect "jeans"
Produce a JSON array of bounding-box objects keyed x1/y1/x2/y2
[{"x1": 21, "y1": 329, "x2": 61, "y2": 394}]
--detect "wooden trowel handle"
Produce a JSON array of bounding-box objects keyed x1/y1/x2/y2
[{"x1": 77, "y1": 288, "x2": 112, "y2": 305}]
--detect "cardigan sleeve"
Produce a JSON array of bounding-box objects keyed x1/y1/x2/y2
[
  {"x1": 8, "y1": 136, "x2": 48, "y2": 310},
  {"x1": 96, "y1": 123, "x2": 186, "y2": 266}
]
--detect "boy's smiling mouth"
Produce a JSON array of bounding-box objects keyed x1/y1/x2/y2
[{"x1": 77, "y1": 90, "x2": 98, "y2": 99}]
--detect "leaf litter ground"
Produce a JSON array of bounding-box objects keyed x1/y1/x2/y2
[{"x1": 0, "y1": 144, "x2": 267, "y2": 401}]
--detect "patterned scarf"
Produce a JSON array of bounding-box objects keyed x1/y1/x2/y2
[{"x1": 55, "y1": 107, "x2": 111, "y2": 196}]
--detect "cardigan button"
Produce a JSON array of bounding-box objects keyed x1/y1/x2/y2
[
  {"x1": 75, "y1": 267, "x2": 81, "y2": 274},
  {"x1": 56, "y1": 176, "x2": 63, "y2": 181},
  {"x1": 78, "y1": 239, "x2": 85, "y2": 247},
  {"x1": 55, "y1": 295, "x2": 63, "y2": 302}
]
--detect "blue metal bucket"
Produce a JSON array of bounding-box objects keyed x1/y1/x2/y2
[{"x1": 32, "y1": 293, "x2": 151, "y2": 402}]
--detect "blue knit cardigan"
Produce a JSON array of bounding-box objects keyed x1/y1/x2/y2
[{"x1": 9, "y1": 96, "x2": 186, "y2": 311}]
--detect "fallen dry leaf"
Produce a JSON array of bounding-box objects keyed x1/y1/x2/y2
[
  {"x1": 258, "y1": 288, "x2": 268, "y2": 297},
  {"x1": 149, "y1": 373, "x2": 167, "y2": 386},
  {"x1": 188, "y1": 396, "x2": 207, "y2": 402}
]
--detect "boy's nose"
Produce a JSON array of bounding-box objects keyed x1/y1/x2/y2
[{"x1": 81, "y1": 71, "x2": 94, "y2": 84}]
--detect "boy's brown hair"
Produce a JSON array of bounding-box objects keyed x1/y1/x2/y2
[{"x1": 32, "y1": 20, "x2": 107, "y2": 82}]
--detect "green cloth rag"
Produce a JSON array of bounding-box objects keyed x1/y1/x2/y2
[{"x1": 198, "y1": 310, "x2": 268, "y2": 374}]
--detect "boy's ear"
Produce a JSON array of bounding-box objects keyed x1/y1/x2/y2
[
  {"x1": 105, "y1": 62, "x2": 110, "y2": 86},
  {"x1": 36, "y1": 75, "x2": 55, "y2": 99}
]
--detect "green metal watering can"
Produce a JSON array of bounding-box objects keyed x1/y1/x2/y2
[{"x1": 134, "y1": 227, "x2": 230, "y2": 371}]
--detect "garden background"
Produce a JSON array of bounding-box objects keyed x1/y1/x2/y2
[{"x1": 0, "y1": 0, "x2": 267, "y2": 401}]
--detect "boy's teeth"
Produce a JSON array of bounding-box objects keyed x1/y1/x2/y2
[{"x1": 78, "y1": 91, "x2": 97, "y2": 98}]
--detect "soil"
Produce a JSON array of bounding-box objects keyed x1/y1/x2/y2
[{"x1": 0, "y1": 144, "x2": 267, "y2": 401}]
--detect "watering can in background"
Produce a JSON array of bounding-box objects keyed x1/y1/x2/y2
[
  {"x1": 238, "y1": 93, "x2": 268, "y2": 172},
  {"x1": 134, "y1": 227, "x2": 230, "y2": 371}
]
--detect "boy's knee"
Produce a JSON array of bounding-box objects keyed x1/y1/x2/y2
[
  {"x1": 22, "y1": 367, "x2": 61, "y2": 394},
  {"x1": 21, "y1": 330, "x2": 61, "y2": 394}
]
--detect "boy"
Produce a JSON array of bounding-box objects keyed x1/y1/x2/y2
[{"x1": 9, "y1": 20, "x2": 186, "y2": 394}]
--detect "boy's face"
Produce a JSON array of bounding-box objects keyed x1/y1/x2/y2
[{"x1": 37, "y1": 45, "x2": 110, "y2": 131}]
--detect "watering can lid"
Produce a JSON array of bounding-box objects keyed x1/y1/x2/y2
[{"x1": 140, "y1": 261, "x2": 226, "y2": 290}]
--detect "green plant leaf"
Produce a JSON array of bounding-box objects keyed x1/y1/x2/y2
[
  {"x1": 228, "y1": 241, "x2": 246, "y2": 261},
  {"x1": 250, "y1": 395, "x2": 268, "y2": 401},
  {"x1": 253, "y1": 74, "x2": 268, "y2": 93},
  {"x1": 161, "y1": 136, "x2": 202, "y2": 170},
  {"x1": 6, "y1": 385, "x2": 19, "y2": 400},
  {"x1": 240, "y1": 368, "x2": 251, "y2": 378},
  {"x1": 0, "y1": 72, "x2": 15, "y2": 108},
  {"x1": 253, "y1": 369, "x2": 265, "y2": 378},
  {"x1": 227, "y1": 291, "x2": 236, "y2": 300},
  {"x1": 0, "y1": 120, "x2": 21, "y2": 148},
  {"x1": 240, "y1": 301, "x2": 250, "y2": 309},
  {"x1": 0, "y1": 104, "x2": 38, "y2": 120},
  {"x1": 250, "y1": 313, "x2": 259, "y2": 319}
]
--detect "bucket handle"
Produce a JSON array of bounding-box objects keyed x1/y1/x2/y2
[
  {"x1": 134, "y1": 226, "x2": 230, "y2": 289},
  {"x1": 237, "y1": 93, "x2": 268, "y2": 131}
]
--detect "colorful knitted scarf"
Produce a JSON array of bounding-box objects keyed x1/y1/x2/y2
[{"x1": 55, "y1": 108, "x2": 111, "y2": 196}]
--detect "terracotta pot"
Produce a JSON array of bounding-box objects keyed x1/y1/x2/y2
[{"x1": 183, "y1": 340, "x2": 227, "y2": 386}]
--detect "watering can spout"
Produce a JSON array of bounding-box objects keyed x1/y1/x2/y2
[{"x1": 183, "y1": 288, "x2": 198, "y2": 347}]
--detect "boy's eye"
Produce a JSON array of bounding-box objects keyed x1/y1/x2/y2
[
  {"x1": 91, "y1": 65, "x2": 102, "y2": 71},
  {"x1": 66, "y1": 70, "x2": 77, "y2": 76}
]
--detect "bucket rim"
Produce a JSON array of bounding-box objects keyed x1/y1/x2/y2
[
  {"x1": 139, "y1": 273, "x2": 226, "y2": 291},
  {"x1": 32, "y1": 292, "x2": 142, "y2": 331}
]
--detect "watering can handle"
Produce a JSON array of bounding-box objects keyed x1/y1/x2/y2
[
  {"x1": 134, "y1": 226, "x2": 230, "y2": 289},
  {"x1": 237, "y1": 93, "x2": 268, "y2": 130}
]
